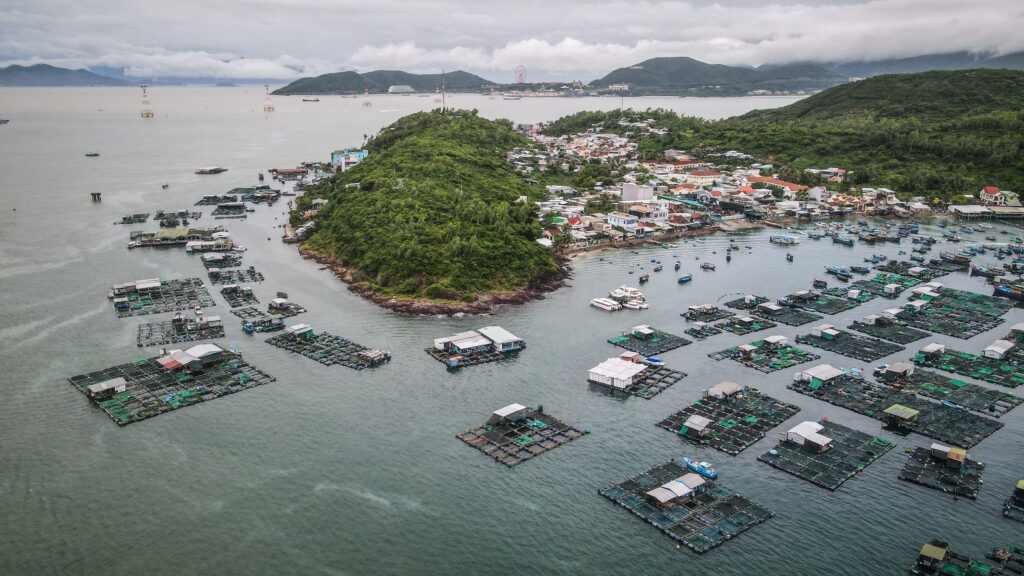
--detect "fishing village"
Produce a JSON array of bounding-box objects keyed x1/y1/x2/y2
[{"x1": 55, "y1": 110, "x2": 1024, "y2": 574}]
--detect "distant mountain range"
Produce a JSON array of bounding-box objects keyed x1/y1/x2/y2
[
  {"x1": 271, "y1": 70, "x2": 491, "y2": 95},
  {"x1": 0, "y1": 64, "x2": 131, "y2": 86},
  {"x1": 3, "y1": 50, "x2": 1024, "y2": 93}
]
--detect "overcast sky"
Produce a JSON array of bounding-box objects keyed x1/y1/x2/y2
[{"x1": 2, "y1": 0, "x2": 1022, "y2": 81}]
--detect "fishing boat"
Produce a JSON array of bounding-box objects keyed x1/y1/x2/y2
[
  {"x1": 653, "y1": 265, "x2": 663, "y2": 272},
  {"x1": 85, "y1": 152, "x2": 100, "y2": 157},
  {"x1": 812, "y1": 279, "x2": 828, "y2": 289},
  {"x1": 677, "y1": 274, "x2": 693, "y2": 284},
  {"x1": 194, "y1": 306, "x2": 203, "y2": 316},
  {"x1": 638, "y1": 274, "x2": 650, "y2": 283},
  {"x1": 832, "y1": 236, "x2": 854, "y2": 246},
  {"x1": 701, "y1": 263, "x2": 716, "y2": 271},
  {"x1": 992, "y1": 280, "x2": 1024, "y2": 301},
  {"x1": 940, "y1": 251, "x2": 971, "y2": 264},
  {"x1": 302, "y1": 97, "x2": 320, "y2": 102},
  {"x1": 970, "y1": 265, "x2": 1005, "y2": 278},
  {"x1": 591, "y1": 297, "x2": 622, "y2": 311},
  {"x1": 825, "y1": 265, "x2": 849, "y2": 276},
  {"x1": 682, "y1": 457, "x2": 718, "y2": 479},
  {"x1": 726, "y1": 254, "x2": 731, "y2": 262},
  {"x1": 850, "y1": 266, "x2": 869, "y2": 274},
  {"x1": 786, "y1": 253, "x2": 794, "y2": 262},
  {"x1": 835, "y1": 272, "x2": 852, "y2": 282},
  {"x1": 674, "y1": 261, "x2": 681, "y2": 271},
  {"x1": 161, "y1": 183, "x2": 169, "y2": 189},
  {"x1": 195, "y1": 166, "x2": 228, "y2": 174}
]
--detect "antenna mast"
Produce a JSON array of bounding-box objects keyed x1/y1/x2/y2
[{"x1": 442, "y1": 69, "x2": 446, "y2": 111}]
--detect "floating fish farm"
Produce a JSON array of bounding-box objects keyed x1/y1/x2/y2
[
  {"x1": 682, "y1": 304, "x2": 734, "y2": 323},
  {"x1": 194, "y1": 194, "x2": 238, "y2": 206},
  {"x1": 266, "y1": 327, "x2": 390, "y2": 370},
  {"x1": 898, "y1": 445, "x2": 985, "y2": 499},
  {"x1": 713, "y1": 316, "x2": 777, "y2": 336},
  {"x1": 67, "y1": 346, "x2": 275, "y2": 426},
  {"x1": 136, "y1": 315, "x2": 224, "y2": 347},
  {"x1": 850, "y1": 273, "x2": 921, "y2": 298},
  {"x1": 877, "y1": 260, "x2": 947, "y2": 281},
  {"x1": 608, "y1": 326, "x2": 691, "y2": 356},
  {"x1": 903, "y1": 288, "x2": 1014, "y2": 339},
  {"x1": 878, "y1": 366, "x2": 1022, "y2": 417},
  {"x1": 208, "y1": 266, "x2": 265, "y2": 285},
  {"x1": 795, "y1": 327, "x2": 905, "y2": 362},
  {"x1": 913, "y1": 345, "x2": 1024, "y2": 388},
  {"x1": 1004, "y1": 479, "x2": 1024, "y2": 522},
  {"x1": 789, "y1": 368, "x2": 1001, "y2": 448},
  {"x1": 848, "y1": 319, "x2": 931, "y2": 344},
  {"x1": 455, "y1": 405, "x2": 583, "y2": 467},
  {"x1": 909, "y1": 540, "x2": 1024, "y2": 576},
  {"x1": 231, "y1": 302, "x2": 306, "y2": 320},
  {"x1": 754, "y1": 304, "x2": 823, "y2": 327},
  {"x1": 757, "y1": 419, "x2": 893, "y2": 490},
  {"x1": 200, "y1": 253, "x2": 242, "y2": 269},
  {"x1": 684, "y1": 322, "x2": 722, "y2": 340},
  {"x1": 709, "y1": 337, "x2": 820, "y2": 373},
  {"x1": 220, "y1": 285, "x2": 259, "y2": 308},
  {"x1": 109, "y1": 278, "x2": 215, "y2": 318},
  {"x1": 788, "y1": 291, "x2": 861, "y2": 315},
  {"x1": 599, "y1": 460, "x2": 774, "y2": 553},
  {"x1": 116, "y1": 213, "x2": 149, "y2": 225},
  {"x1": 588, "y1": 358, "x2": 688, "y2": 399},
  {"x1": 723, "y1": 295, "x2": 769, "y2": 311},
  {"x1": 657, "y1": 386, "x2": 801, "y2": 455}
]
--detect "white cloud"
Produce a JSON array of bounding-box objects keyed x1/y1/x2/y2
[{"x1": 0, "y1": 0, "x2": 1021, "y2": 80}]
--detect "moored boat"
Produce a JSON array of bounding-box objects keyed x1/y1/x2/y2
[
  {"x1": 195, "y1": 166, "x2": 228, "y2": 174},
  {"x1": 678, "y1": 274, "x2": 693, "y2": 284},
  {"x1": 701, "y1": 263, "x2": 716, "y2": 271},
  {"x1": 683, "y1": 456, "x2": 718, "y2": 479}
]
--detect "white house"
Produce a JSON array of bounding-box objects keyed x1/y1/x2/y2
[
  {"x1": 785, "y1": 421, "x2": 833, "y2": 452},
  {"x1": 607, "y1": 212, "x2": 639, "y2": 227},
  {"x1": 587, "y1": 357, "x2": 647, "y2": 390}
]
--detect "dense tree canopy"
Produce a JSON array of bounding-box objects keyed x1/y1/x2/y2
[{"x1": 292, "y1": 110, "x2": 556, "y2": 302}]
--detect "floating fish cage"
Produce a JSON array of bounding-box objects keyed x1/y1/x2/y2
[
  {"x1": 723, "y1": 295, "x2": 769, "y2": 311},
  {"x1": 455, "y1": 407, "x2": 583, "y2": 467},
  {"x1": 608, "y1": 327, "x2": 691, "y2": 356},
  {"x1": 757, "y1": 420, "x2": 893, "y2": 491},
  {"x1": 821, "y1": 286, "x2": 877, "y2": 304},
  {"x1": 882, "y1": 367, "x2": 1021, "y2": 418},
  {"x1": 231, "y1": 303, "x2": 305, "y2": 320},
  {"x1": 913, "y1": 348, "x2": 1024, "y2": 389},
  {"x1": 877, "y1": 260, "x2": 948, "y2": 280},
  {"x1": 684, "y1": 323, "x2": 722, "y2": 340},
  {"x1": 848, "y1": 320, "x2": 931, "y2": 344},
  {"x1": 681, "y1": 306, "x2": 733, "y2": 323},
  {"x1": 201, "y1": 254, "x2": 242, "y2": 269},
  {"x1": 796, "y1": 330, "x2": 905, "y2": 362},
  {"x1": 1004, "y1": 480, "x2": 1024, "y2": 522},
  {"x1": 194, "y1": 195, "x2": 238, "y2": 206},
  {"x1": 657, "y1": 388, "x2": 800, "y2": 455},
  {"x1": 266, "y1": 331, "x2": 390, "y2": 370},
  {"x1": 425, "y1": 347, "x2": 510, "y2": 368},
  {"x1": 136, "y1": 317, "x2": 224, "y2": 347},
  {"x1": 110, "y1": 278, "x2": 215, "y2": 318},
  {"x1": 903, "y1": 288, "x2": 1013, "y2": 339},
  {"x1": 713, "y1": 316, "x2": 778, "y2": 336},
  {"x1": 599, "y1": 460, "x2": 774, "y2": 553},
  {"x1": 709, "y1": 339, "x2": 820, "y2": 373},
  {"x1": 116, "y1": 213, "x2": 150, "y2": 225},
  {"x1": 208, "y1": 266, "x2": 265, "y2": 285},
  {"x1": 909, "y1": 540, "x2": 1024, "y2": 575},
  {"x1": 220, "y1": 287, "x2": 258, "y2": 308},
  {"x1": 791, "y1": 293, "x2": 861, "y2": 315},
  {"x1": 755, "y1": 306, "x2": 822, "y2": 327},
  {"x1": 67, "y1": 350, "x2": 275, "y2": 426},
  {"x1": 898, "y1": 446, "x2": 985, "y2": 499},
  {"x1": 789, "y1": 371, "x2": 1002, "y2": 448},
  {"x1": 590, "y1": 364, "x2": 687, "y2": 400},
  {"x1": 850, "y1": 273, "x2": 921, "y2": 298}
]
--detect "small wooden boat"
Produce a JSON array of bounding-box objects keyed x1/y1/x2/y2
[
  {"x1": 812, "y1": 279, "x2": 828, "y2": 289},
  {"x1": 678, "y1": 274, "x2": 693, "y2": 284},
  {"x1": 638, "y1": 274, "x2": 650, "y2": 283},
  {"x1": 674, "y1": 261, "x2": 681, "y2": 271},
  {"x1": 701, "y1": 263, "x2": 715, "y2": 271},
  {"x1": 786, "y1": 253, "x2": 793, "y2": 262}
]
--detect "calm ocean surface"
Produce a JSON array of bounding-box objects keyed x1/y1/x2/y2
[{"x1": 0, "y1": 88, "x2": 1020, "y2": 576}]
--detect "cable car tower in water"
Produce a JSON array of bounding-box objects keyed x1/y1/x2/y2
[
  {"x1": 140, "y1": 85, "x2": 154, "y2": 118},
  {"x1": 263, "y1": 84, "x2": 275, "y2": 112}
]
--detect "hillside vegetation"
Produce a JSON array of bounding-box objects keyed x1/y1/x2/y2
[
  {"x1": 293, "y1": 110, "x2": 556, "y2": 303},
  {"x1": 273, "y1": 70, "x2": 490, "y2": 95},
  {"x1": 547, "y1": 69, "x2": 1024, "y2": 196},
  {"x1": 590, "y1": 57, "x2": 846, "y2": 95}
]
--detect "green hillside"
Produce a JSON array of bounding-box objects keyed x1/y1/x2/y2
[
  {"x1": 546, "y1": 69, "x2": 1024, "y2": 197},
  {"x1": 0, "y1": 64, "x2": 130, "y2": 86},
  {"x1": 292, "y1": 110, "x2": 556, "y2": 303},
  {"x1": 589, "y1": 57, "x2": 845, "y2": 95},
  {"x1": 273, "y1": 69, "x2": 491, "y2": 95}
]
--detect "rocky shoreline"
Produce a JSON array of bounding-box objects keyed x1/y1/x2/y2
[{"x1": 298, "y1": 245, "x2": 573, "y2": 315}]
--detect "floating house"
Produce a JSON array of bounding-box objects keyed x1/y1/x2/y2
[
  {"x1": 884, "y1": 403, "x2": 921, "y2": 428},
  {"x1": 486, "y1": 403, "x2": 530, "y2": 426},
  {"x1": 645, "y1": 473, "x2": 707, "y2": 507},
  {"x1": 430, "y1": 326, "x2": 525, "y2": 368},
  {"x1": 784, "y1": 421, "x2": 833, "y2": 453},
  {"x1": 86, "y1": 377, "x2": 127, "y2": 399},
  {"x1": 284, "y1": 323, "x2": 314, "y2": 340},
  {"x1": 705, "y1": 381, "x2": 746, "y2": 400},
  {"x1": 983, "y1": 339, "x2": 1015, "y2": 360},
  {"x1": 588, "y1": 356, "x2": 648, "y2": 390},
  {"x1": 794, "y1": 363, "x2": 847, "y2": 387}
]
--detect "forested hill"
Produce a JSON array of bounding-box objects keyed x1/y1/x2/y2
[
  {"x1": 273, "y1": 70, "x2": 490, "y2": 94},
  {"x1": 0, "y1": 64, "x2": 130, "y2": 86},
  {"x1": 292, "y1": 110, "x2": 557, "y2": 303},
  {"x1": 545, "y1": 69, "x2": 1024, "y2": 197}
]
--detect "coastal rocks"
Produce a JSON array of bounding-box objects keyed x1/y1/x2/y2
[{"x1": 299, "y1": 245, "x2": 572, "y2": 315}]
